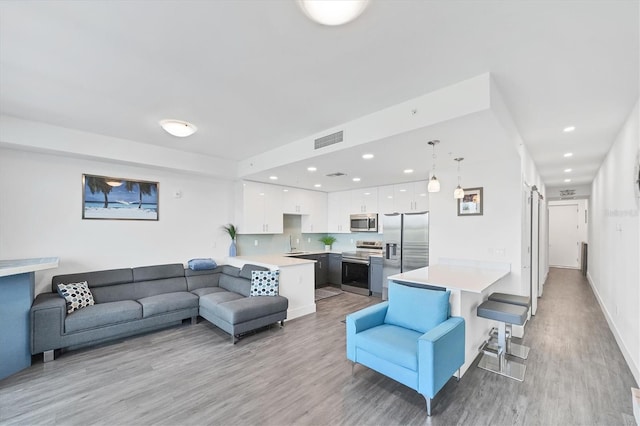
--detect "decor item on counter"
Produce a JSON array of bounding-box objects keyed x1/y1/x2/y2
[
  {"x1": 187, "y1": 258, "x2": 218, "y2": 271},
  {"x1": 427, "y1": 140, "x2": 441, "y2": 193},
  {"x1": 82, "y1": 174, "x2": 159, "y2": 221},
  {"x1": 159, "y1": 119, "x2": 197, "y2": 137},
  {"x1": 457, "y1": 187, "x2": 483, "y2": 216},
  {"x1": 453, "y1": 157, "x2": 465, "y2": 199},
  {"x1": 222, "y1": 223, "x2": 238, "y2": 256},
  {"x1": 319, "y1": 235, "x2": 337, "y2": 251},
  {"x1": 250, "y1": 270, "x2": 280, "y2": 296},
  {"x1": 297, "y1": 0, "x2": 369, "y2": 26}
]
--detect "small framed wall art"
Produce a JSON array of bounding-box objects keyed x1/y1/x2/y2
[
  {"x1": 457, "y1": 187, "x2": 483, "y2": 216},
  {"x1": 82, "y1": 174, "x2": 159, "y2": 220}
]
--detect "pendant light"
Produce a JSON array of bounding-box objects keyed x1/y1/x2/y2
[
  {"x1": 427, "y1": 140, "x2": 441, "y2": 192},
  {"x1": 453, "y1": 157, "x2": 465, "y2": 199}
]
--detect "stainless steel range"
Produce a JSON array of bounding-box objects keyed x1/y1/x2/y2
[{"x1": 341, "y1": 240, "x2": 383, "y2": 296}]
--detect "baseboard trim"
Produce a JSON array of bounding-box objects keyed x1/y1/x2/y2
[
  {"x1": 285, "y1": 304, "x2": 316, "y2": 322},
  {"x1": 586, "y1": 272, "x2": 639, "y2": 386}
]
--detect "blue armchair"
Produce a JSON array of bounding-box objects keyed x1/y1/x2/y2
[{"x1": 346, "y1": 281, "x2": 465, "y2": 416}]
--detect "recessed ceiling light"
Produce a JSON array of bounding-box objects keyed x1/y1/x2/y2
[
  {"x1": 352, "y1": 177, "x2": 361, "y2": 182},
  {"x1": 404, "y1": 169, "x2": 414, "y2": 174},
  {"x1": 314, "y1": 184, "x2": 322, "y2": 188},
  {"x1": 564, "y1": 179, "x2": 572, "y2": 183},
  {"x1": 362, "y1": 153, "x2": 374, "y2": 160},
  {"x1": 297, "y1": 0, "x2": 369, "y2": 26},
  {"x1": 282, "y1": 189, "x2": 289, "y2": 192},
  {"x1": 399, "y1": 189, "x2": 407, "y2": 192},
  {"x1": 269, "y1": 176, "x2": 278, "y2": 180},
  {"x1": 159, "y1": 119, "x2": 197, "y2": 137},
  {"x1": 564, "y1": 168, "x2": 572, "y2": 173},
  {"x1": 364, "y1": 192, "x2": 371, "y2": 196},
  {"x1": 563, "y1": 152, "x2": 573, "y2": 158},
  {"x1": 387, "y1": 195, "x2": 393, "y2": 199},
  {"x1": 563, "y1": 126, "x2": 576, "y2": 133},
  {"x1": 307, "y1": 166, "x2": 317, "y2": 172}
]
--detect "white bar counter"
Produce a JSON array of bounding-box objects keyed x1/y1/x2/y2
[
  {"x1": 387, "y1": 261, "x2": 511, "y2": 377},
  {"x1": 226, "y1": 255, "x2": 316, "y2": 321},
  {"x1": 0, "y1": 257, "x2": 59, "y2": 380}
]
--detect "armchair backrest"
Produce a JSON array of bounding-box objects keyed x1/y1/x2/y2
[{"x1": 384, "y1": 281, "x2": 451, "y2": 334}]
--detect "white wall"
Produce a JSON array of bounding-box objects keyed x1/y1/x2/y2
[
  {"x1": 588, "y1": 100, "x2": 639, "y2": 385},
  {"x1": 429, "y1": 155, "x2": 523, "y2": 294},
  {"x1": 0, "y1": 148, "x2": 236, "y2": 295}
]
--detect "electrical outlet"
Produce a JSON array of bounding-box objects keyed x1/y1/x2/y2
[
  {"x1": 296, "y1": 238, "x2": 300, "y2": 244},
  {"x1": 254, "y1": 240, "x2": 258, "y2": 246},
  {"x1": 307, "y1": 238, "x2": 311, "y2": 243}
]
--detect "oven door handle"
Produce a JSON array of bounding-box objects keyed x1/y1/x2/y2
[{"x1": 342, "y1": 258, "x2": 370, "y2": 265}]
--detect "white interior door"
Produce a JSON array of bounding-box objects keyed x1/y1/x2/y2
[
  {"x1": 522, "y1": 187, "x2": 534, "y2": 314},
  {"x1": 549, "y1": 204, "x2": 580, "y2": 268},
  {"x1": 532, "y1": 193, "x2": 540, "y2": 305}
]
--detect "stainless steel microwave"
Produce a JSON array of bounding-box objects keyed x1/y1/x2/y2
[{"x1": 350, "y1": 213, "x2": 378, "y2": 232}]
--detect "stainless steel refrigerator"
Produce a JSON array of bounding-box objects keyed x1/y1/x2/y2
[{"x1": 382, "y1": 212, "x2": 429, "y2": 299}]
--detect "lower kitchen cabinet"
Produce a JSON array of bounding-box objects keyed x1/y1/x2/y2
[
  {"x1": 328, "y1": 253, "x2": 342, "y2": 286},
  {"x1": 291, "y1": 254, "x2": 328, "y2": 288},
  {"x1": 369, "y1": 256, "x2": 383, "y2": 297}
]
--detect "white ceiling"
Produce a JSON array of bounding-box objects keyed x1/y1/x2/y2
[{"x1": 1, "y1": 1, "x2": 638, "y2": 192}]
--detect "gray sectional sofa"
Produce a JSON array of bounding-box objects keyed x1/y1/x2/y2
[{"x1": 30, "y1": 263, "x2": 288, "y2": 360}]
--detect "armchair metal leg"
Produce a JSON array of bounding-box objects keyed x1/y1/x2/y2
[
  {"x1": 426, "y1": 397, "x2": 431, "y2": 416},
  {"x1": 351, "y1": 361, "x2": 356, "y2": 376},
  {"x1": 457, "y1": 368, "x2": 461, "y2": 381},
  {"x1": 43, "y1": 350, "x2": 54, "y2": 362}
]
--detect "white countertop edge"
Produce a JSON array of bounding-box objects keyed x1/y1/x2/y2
[
  {"x1": 0, "y1": 257, "x2": 60, "y2": 277},
  {"x1": 226, "y1": 255, "x2": 316, "y2": 269},
  {"x1": 387, "y1": 264, "x2": 510, "y2": 294}
]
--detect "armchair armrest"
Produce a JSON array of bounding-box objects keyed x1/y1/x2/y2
[
  {"x1": 30, "y1": 293, "x2": 66, "y2": 355},
  {"x1": 417, "y1": 316, "x2": 465, "y2": 398},
  {"x1": 346, "y1": 302, "x2": 389, "y2": 361}
]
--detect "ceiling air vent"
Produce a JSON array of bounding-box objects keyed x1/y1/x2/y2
[
  {"x1": 314, "y1": 131, "x2": 343, "y2": 150},
  {"x1": 326, "y1": 172, "x2": 346, "y2": 177}
]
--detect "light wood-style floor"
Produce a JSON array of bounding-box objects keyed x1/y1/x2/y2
[{"x1": 0, "y1": 268, "x2": 637, "y2": 425}]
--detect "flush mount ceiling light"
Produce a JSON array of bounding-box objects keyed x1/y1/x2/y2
[
  {"x1": 269, "y1": 176, "x2": 278, "y2": 180},
  {"x1": 453, "y1": 157, "x2": 465, "y2": 199},
  {"x1": 564, "y1": 152, "x2": 573, "y2": 158},
  {"x1": 564, "y1": 179, "x2": 572, "y2": 183},
  {"x1": 159, "y1": 119, "x2": 197, "y2": 137},
  {"x1": 563, "y1": 126, "x2": 576, "y2": 133},
  {"x1": 404, "y1": 169, "x2": 414, "y2": 174},
  {"x1": 564, "y1": 168, "x2": 572, "y2": 173},
  {"x1": 307, "y1": 166, "x2": 317, "y2": 172},
  {"x1": 314, "y1": 184, "x2": 322, "y2": 188},
  {"x1": 427, "y1": 140, "x2": 441, "y2": 193},
  {"x1": 297, "y1": 0, "x2": 369, "y2": 26},
  {"x1": 352, "y1": 177, "x2": 361, "y2": 182},
  {"x1": 362, "y1": 153, "x2": 374, "y2": 160}
]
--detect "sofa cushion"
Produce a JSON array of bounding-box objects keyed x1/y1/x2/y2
[
  {"x1": 185, "y1": 267, "x2": 222, "y2": 291},
  {"x1": 137, "y1": 291, "x2": 198, "y2": 318},
  {"x1": 57, "y1": 281, "x2": 95, "y2": 314},
  {"x1": 132, "y1": 263, "x2": 185, "y2": 282},
  {"x1": 219, "y1": 274, "x2": 252, "y2": 297},
  {"x1": 52, "y1": 268, "x2": 133, "y2": 292},
  {"x1": 65, "y1": 300, "x2": 142, "y2": 333},
  {"x1": 187, "y1": 258, "x2": 218, "y2": 270},
  {"x1": 239, "y1": 264, "x2": 269, "y2": 280},
  {"x1": 191, "y1": 287, "x2": 226, "y2": 297},
  {"x1": 250, "y1": 270, "x2": 279, "y2": 296},
  {"x1": 210, "y1": 296, "x2": 288, "y2": 324},
  {"x1": 355, "y1": 323, "x2": 422, "y2": 371},
  {"x1": 384, "y1": 282, "x2": 450, "y2": 334},
  {"x1": 199, "y1": 291, "x2": 244, "y2": 311}
]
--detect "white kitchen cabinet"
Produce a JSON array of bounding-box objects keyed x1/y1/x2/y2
[
  {"x1": 282, "y1": 187, "x2": 312, "y2": 215},
  {"x1": 327, "y1": 190, "x2": 351, "y2": 233},
  {"x1": 301, "y1": 190, "x2": 328, "y2": 233},
  {"x1": 377, "y1": 185, "x2": 396, "y2": 214},
  {"x1": 350, "y1": 187, "x2": 378, "y2": 213},
  {"x1": 377, "y1": 180, "x2": 429, "y2": 214},
  {"x1": 236, "y1": 181, "x2": 283, "y2": 234}
]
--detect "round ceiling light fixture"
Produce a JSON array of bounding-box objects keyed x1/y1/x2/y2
[
  {"x1": 159, "y1": 119, "x2": 197, "y2": 137},
  {"x1": 297, "y1": 0, "x2": 369, "y2": 26}
]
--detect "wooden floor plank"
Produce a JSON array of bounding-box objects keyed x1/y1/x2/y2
[{"x1": 0, "y1": 268, "x2": 636, "y2": 425}]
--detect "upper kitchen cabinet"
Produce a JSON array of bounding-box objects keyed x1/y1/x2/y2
[
  {"x1": 282, "y1": 187, "x2": 311, "y2": 215},
  {"x1": 236, "y1": 181, "x2": 284, "y2": 234},
  {"x1": 301, "y1": 190, "x2": 328, "y2": 233},
  {"x1": 379, "y1": 181, "x2": 429, "y2": 214},
  {"x1": 350, "y1": 187, "x2": 378, "y2": 214},
  {"x1": 327, "y1": 190, "x2": 351, "y2": 233}
]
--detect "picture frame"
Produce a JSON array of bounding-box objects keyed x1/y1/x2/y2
[
  {"x1": 457, "y1": 187, "x2": 483, "y2": 216},
  {"x1": 82, "y1": 174, "x2": 159, "y2": 220}
]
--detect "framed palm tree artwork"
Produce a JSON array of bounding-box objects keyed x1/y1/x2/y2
[{"x1": 82, "y1": 174, "x2": 159, "y2": 220}]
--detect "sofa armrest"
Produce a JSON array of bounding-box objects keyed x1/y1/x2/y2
[
  {"x1": 346, "y1": 302, "x2": 388, "y2": 361},
  {"x1": 30, "y1": 293, "x2": 67, "y2": 354},
  {"x1": 417, "y1": 316, "x2": 465, "y2": 398}
]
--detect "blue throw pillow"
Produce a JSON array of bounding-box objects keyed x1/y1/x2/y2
[
  {"x1": 250, "y1": 270, "x2": 279, "y2": 296},
  {"x1": 187, "y1": 258, "x2": 218, "y2": 271},
  {"x1": 384, "y1": 282, "x2": 450, "y2": 334}
]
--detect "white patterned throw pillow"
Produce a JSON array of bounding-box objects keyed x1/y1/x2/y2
[
  {"x1": 250, "y1": 270, "x2": 279, "y2": 296},
  {"x1": 57, "y1": 281, "x2": 95, "y2": 314}
]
